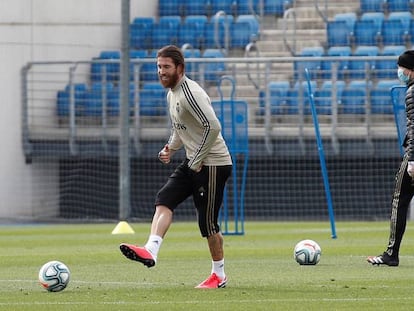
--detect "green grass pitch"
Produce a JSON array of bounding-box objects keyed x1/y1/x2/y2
[{"x1": 1, "y1": 221, "x2": 414, "y2": 310}]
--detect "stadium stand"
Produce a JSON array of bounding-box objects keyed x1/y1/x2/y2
[
  {"x1": 321, "y1": 46, "x2": 352, "y2": 79},
  {"x1": 359, "y1": 0, "x2": 386, "y2": 13},
  {"x1": 258, "y1": 80, "x2": 290, "y2": 115},
  {"x1": 202, "y1": 48, "x2": 227, "y2": 83},
  {"x1": 130, "y1": 17, "x2": 155, "y2": 50},
  {"x1": 374, "y1": 45, "x2": 405, "y2": 78},
  {"x1": 326, "y1": 20, "x2": 352, "y2": 47},
  {"x1": 348, "y1": 46, "x2": 379, "y2": 79},
  {"x1": 56, "y1": 83, "x2": 87, "y2": 117},
  {"x1": 370, "y1": 79, "x2": 399, "y2": 114}
]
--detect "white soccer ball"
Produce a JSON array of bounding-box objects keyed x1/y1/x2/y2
[
  {"x1": 294, "y1": 239, "x2": 321, "y2": 265},
  {"x1": 38, "y1": 260, "x2": 70, "y2": 292}
]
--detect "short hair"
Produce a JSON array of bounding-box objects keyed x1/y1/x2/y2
[{"x1": 157, "y1": 45, "x2": 185, "y2": 70}]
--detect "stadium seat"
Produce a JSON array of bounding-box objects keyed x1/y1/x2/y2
[
  {"x1": 360, "y1": 12, "x2": 385, "y2": 33},
  {"x1": 230, "y1": 15, "x2": 260, "y2": 48},
  {"x1": 130, "y1": 17, "x2": 155, "y2": 50},
  {"x1": 313, "y1": 89, "x2": 334, "y2": 115},
  {"x1": 348, "y1": 46, "x2": 379, "y2": 79},
  {"x1": 351, "y1": 20, "x2": 380, "y2": 46},
  {"x1": 359, "y1": 0, "x2": 386, "y2": 13},
  {"x1": 334, "y1": 12, "x2": 357, "y2": 32},
  {"x1": 56, "y1": 83, "x2": 87, "y2": 117},
  {"x1": 204, "y1": 14, "x2": 234, "y2": 49},
  {"x1": 287, "y1": 81, "x2": 316, "y2": 115},
  {"x1": 294, "y1": 46, "x2": 324, "y2": 80},
  {"x1": 182, "y1": 48, "x2": 201, "y2": 80},
  {"x1": 264, "y1": 0, "x2": 293, "y2": 16},
  {"x1": 320, "y1": 80, "x2": 346, "y2": 113},
  {"x1": 340, "y1": 88, "x2": 367, "y2": 114},
  {"x1": 326, "y1": 20, "x2": 352, "y2": 47},
  {"x1": 178, "y1": 15, "x2": 208, "y2": 49},
  {"x1": 258, "y1": 80, "x2": 290, "y2": 115},
  {"x1": 381, "y1": 20, "x2": 409, "y2": 46},
  {"x1": 237, "y1": 0, "x2": 260, "y2": 15},
  {"x1": 202, "y1": 49, "x2": 226, "y2": 83},
  {"x1": 386, "y1": 0, "x2": 411, "y2": 12},
  {"x1": 129, "y1": 50, "x2": 148, "y2": 82},
  {"x1": 210, "y1": 0, "x2": 237, "y2": 16},
  {"x1": 374, "y1": 45, "x2": 405, "y2": 79},
  {"x1": 139, "y1": 82, "x2": 167, "y2": 116},
  {"x1": 141, "y1": 50, "x2": 159, "y2": 82},
  {"x1": 90, "y1": 51, "x2": 121, "y2": 83},
  {"x1": 183, "y1": 0, "x2": 209, "y2": 16},
  {"x1": 83, "y1": 82, "x2": 114, "y2": 117},
  {"x1": 321, "y1": 46, "x2": 351, "y2": 80},
  {"x1": 151, "y1": 16, "x2": 181, "y2": 48},
  {"x1": 158, "y1": 0, "x2": 183, "y2": 16},
  {"x1": 370, "y1": 79, "x2": 399, "y2": 114}
]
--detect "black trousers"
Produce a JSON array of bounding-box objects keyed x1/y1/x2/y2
[
  {"x1": 386, "y1": 153, "x2": 414, "y2": 258},
  {"x1": 155, "y1": 159, "x2": 232, "y2": 237}
]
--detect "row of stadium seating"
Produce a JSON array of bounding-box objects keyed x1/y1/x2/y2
[
  {"x1": 56, "y1": 82, "x2": 167, "y2": 118},
  {"x1": 158, "y1": 0, "x2": 294, "y2": 17},
  {"x1": 327, "y1": 11, "x2": 414, "y2": 47},
  {"x1": 360, "y1": 0, "x2": 414, "y2": 14},
  {"x1": 130, "y1": 14, "x2": 260, "y2": 50},
  {"x1": 295, "y1": 45, "x2": 404, "y2": 81},
  {"x1": 258, "y1": 79, "x2": 399, "y2": 116},
  {"x1": 90, "y1": 48, "x2": 226, "y2": 84}
]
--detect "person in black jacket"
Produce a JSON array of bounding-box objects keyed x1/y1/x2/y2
[{"x1": 367, "y1": 50, "x2": 414, "y2": 266}]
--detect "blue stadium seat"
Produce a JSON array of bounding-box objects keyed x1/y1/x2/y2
[
  {"x1": 370, "y1": 79, "x2": 399, "y2": 114},
  {"x1": 340, "y1": 88, "x2": 367, "y2": 114},
  {"x1": 351, "y1": 20, "x2": 380, "y2": 46},
  {"x1": 83, "y1": 82, "x2": 114, "y2": 117},
  {"x1": 182, "y1": 48, "x2": 201, "y2": 80},
  {"x1": 57, "y1": 83, "x2": 87, "y2": 117},
  {"x1": 326, "y1": 20, "x2": 352, "y2": 47},
  {"x1": 264, "y1": 0, "x2": 293, "y2": 16},
  {"x1": 258, "y1": 80, "x2": 290, "y2": 115},
  {"x1": 130, "y1": 17, "x2": 155, "y2": 50},
  {"x1": 286, "y1": 81, "x2": 316, "y2": 115},
  {"x1": 210, "y1": 0, "x2": 237, "y2": 16},
  {"x1": 151, "y1": 16, "x2": 181, "y2": 48},
  {"x1": 360, "y1": 12, "x2": 385, "y2": 33},
  {"x1": 141, "y1": 50, "x2": 159, "y2": 82},
  {"x1": 386, "y1": 0, "x2": 411, "y2": 12},
  {"x1": 158, "y1": 0, "x2": 183, "y2": 16},
  {"x1": 313, "y1": 89, "x2": 334, "y2": 115},
  {"x1": 178, "y1": 15, "x2": 208, "y2": 49},
  {"x1": 202, "y1": 49, "x2": 226, "y2": 83},
  {"x1": 321, "y1": 46, "x2": 351, "y2": 79},
  {"x1": 230, "y1": 15, "x2": 260, "y2": 48},
  {"x1": 294, "y1": 46, "x2": 324, "y2": 80},
  {"x1": 183, "y1": 0, "x2": 209, "y2": 16},
  {"x1": 334, "y1": 12, "x2": 357, "y2": 31},
  {"x1": 139, "y1": 82, "x2": 167, "y2": 116},
  {"x1": 321, "y1": 80, "x2": 346, "y2": 94},
  {"x1": 359, "y1": 0, "x2": 386, "y2": 13},
  {"x1": 204, "y1": 14, "x2": 234, "y2": 49},
  {"x1": 348, "y1": 46, "x2": 379, "y2": 79},
  {"x1": 129, "y1": 50, "x2": 148, "y2": 82},
  {"x1": 237, "y1": 0, "x2": 260, "y2": 15},
  {"x1": 374, "y1": 45, "x2": 405, "y2": 78},
  {"x1": 90, "y1": 51, "x2": 121, "y2": 83},
  {"x1": 381, "y1": 19, "x2": 409, "y2": 46}
]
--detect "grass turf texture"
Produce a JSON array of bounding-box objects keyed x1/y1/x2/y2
[{"x1": 1, "y1": 221, "x2": 414, "y2": 310}]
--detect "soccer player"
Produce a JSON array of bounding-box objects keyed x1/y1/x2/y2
[
  {"x1": 120, "y1": 45, "x2": 233, "y2": 288},
  {"x1": 367, "y1": 50, "x2": 414, "y2": 266}
]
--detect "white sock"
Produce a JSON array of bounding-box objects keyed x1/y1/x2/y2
[
  {"x1": 211, "y1": 259, "x2": 225, "y2": 280},
  {"x1": 144, "y1": 235, "x2": 163, "y2": 261}
]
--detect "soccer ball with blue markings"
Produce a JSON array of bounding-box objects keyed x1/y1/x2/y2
[
  {"x1": 38, "y1": 260, "x2": 70, "y2": 292},
  {"x1": 294, "y1": 239, "x2": 321, "y2": 265}
]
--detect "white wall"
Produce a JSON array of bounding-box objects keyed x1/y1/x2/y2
[{"x1": 0, "y1": 0, "x2": 157, "y2": 219}]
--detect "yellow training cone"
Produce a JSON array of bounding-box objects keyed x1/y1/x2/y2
[{"x1": 111, "y1": 221, "x2": 135, "y2": 234}]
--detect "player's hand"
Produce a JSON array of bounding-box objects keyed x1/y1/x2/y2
[
  {"x1": 158, "y1": 144, "x2": 171, "y2": 164},
  {"x1": 408, "y1": 161, "x2": 414, "y2": 177}
]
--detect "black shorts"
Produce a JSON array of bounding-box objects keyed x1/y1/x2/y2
[{"x1": 155, "y1": 159, "x2": 232, "y2": 237}]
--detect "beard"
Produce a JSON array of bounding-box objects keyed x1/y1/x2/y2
[{"x1": 159, "y1": 71, "x2": 180, "y2": 89}]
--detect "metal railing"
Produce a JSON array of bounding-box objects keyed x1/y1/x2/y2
[{"x1": 21, "y1": 55, "x2": 401, "y2": 158}]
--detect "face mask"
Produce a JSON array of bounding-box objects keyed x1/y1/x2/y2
[{"x1": 398, "y1": 68, "x2": 410, "y2": 84}]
